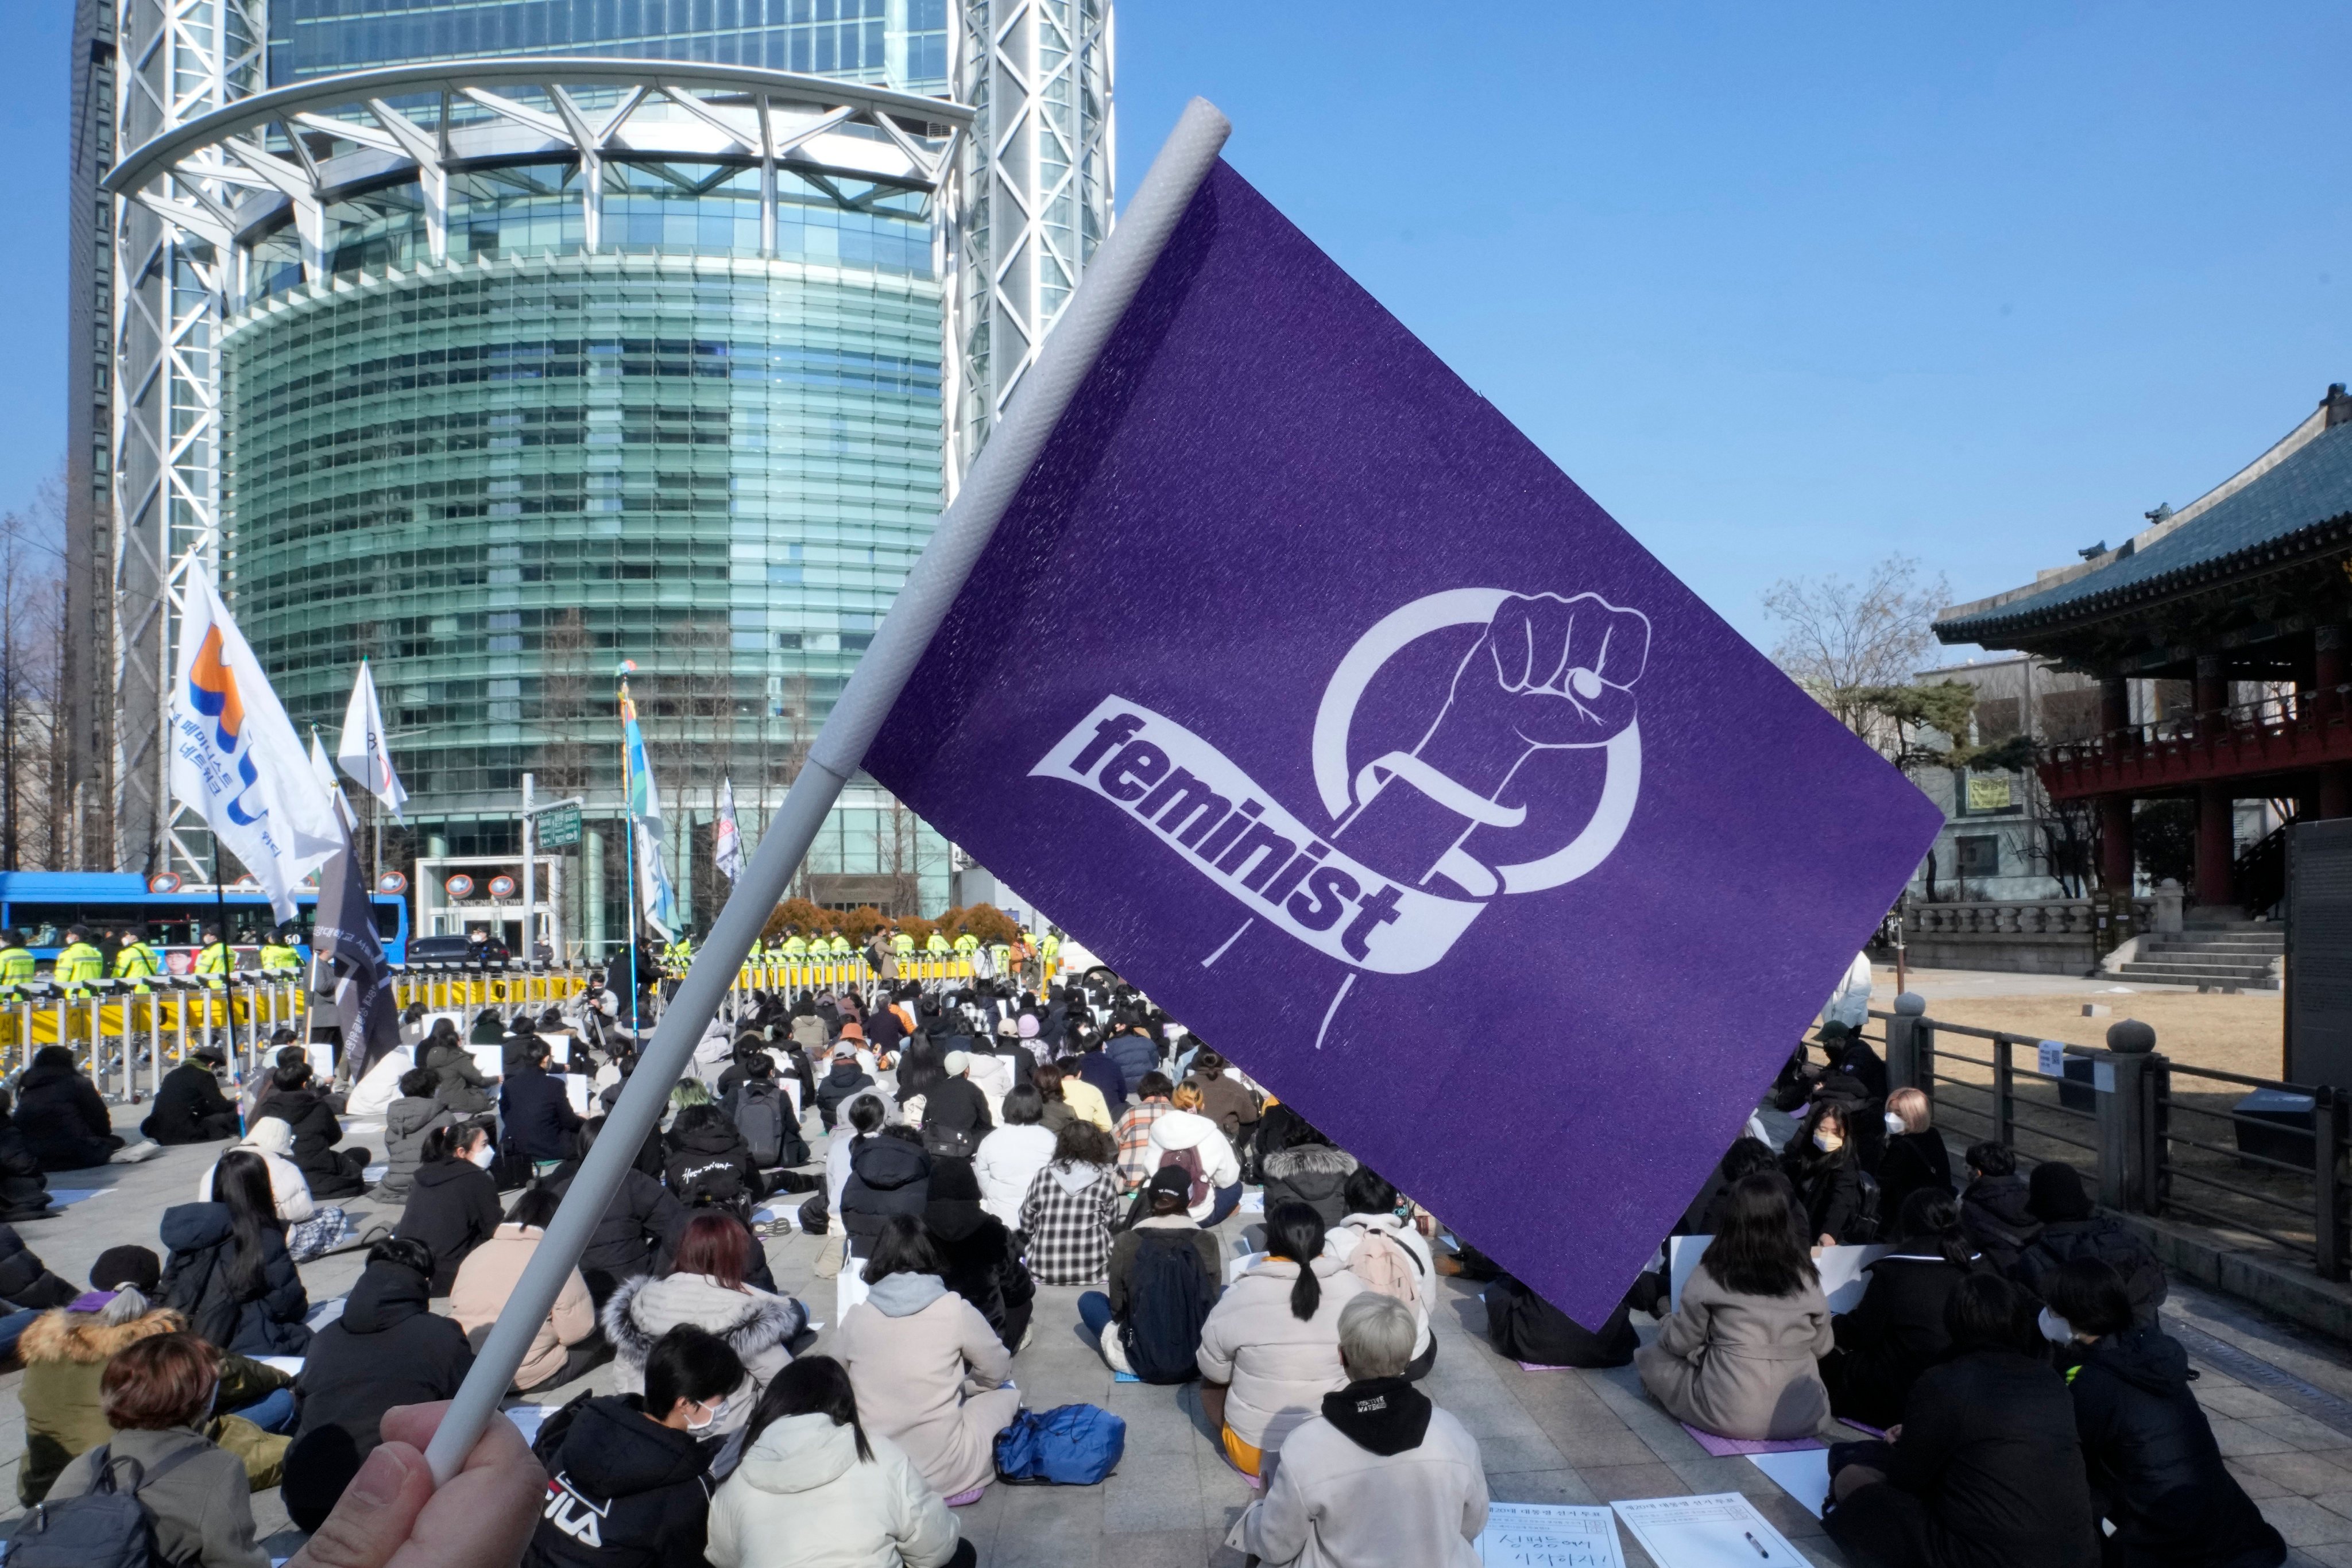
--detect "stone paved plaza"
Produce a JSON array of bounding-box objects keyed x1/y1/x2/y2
[{"x1": 7, "y1": 1100, "x2": 2352, "y2": 1566}]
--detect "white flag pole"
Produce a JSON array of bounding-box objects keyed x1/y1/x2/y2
[{"x1": 423, "y1": 98, "x2": 1233, "y2": 1482}]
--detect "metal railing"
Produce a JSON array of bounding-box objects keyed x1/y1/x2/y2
[{"x1": 1877, "y1": 1000, "x2": 2349, "y2": 1281}]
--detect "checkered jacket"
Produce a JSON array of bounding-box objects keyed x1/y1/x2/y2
[
  {"x1": 1018, "y1": 1162, "x2": 1125, "y2": 1286},
  {"x1": 1115, "y1": 1100, "x2": 1173, "y2": 1190}
]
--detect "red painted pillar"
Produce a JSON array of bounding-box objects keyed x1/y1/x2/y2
[
  {"x1": 2196, "y1": 781, "x2": 2235, "y2": 907},
  {"x1": 2100, "y1": 795, "x2": 2134, "y2": 889}
]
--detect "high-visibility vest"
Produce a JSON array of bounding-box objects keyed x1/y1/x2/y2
[
  {"x1": 258, "y1": 943, "x2": 301, "y2": 973},
  {"x1": 1040, "y1": 934, "x2": 1061, "y2": 959},
  {"x1": 53, "y1": 942, "x2": 103, "y2": 996},
  {"x1": 113, "y1": 942, "x2": 160, "y2": 994},
  {"x1": 0, "y1": 947, "x2": 32, "y2": 993},
  {"x1": 195, "y1": 942, "x2": 232, "y2": 989},
  {"x1": 987, "y1": 942, "x2": 1013, "y2": 971},
  {"x1": 782, "y1": 936, "x2": 808, "y2": 959},
  {"x1": 953, "y1": 934, "x2": 979, "y2": 956},
  {"x1": 926, "y1": 934, "x2": 950, "y2": 955},
  {"x1": 891, "y1": 933, "x2": 915, "y2": 956}
]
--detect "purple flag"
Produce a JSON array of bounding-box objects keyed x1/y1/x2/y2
[{"x1": 866, "y1": 161, "x2": 1941, "y2": 1326}]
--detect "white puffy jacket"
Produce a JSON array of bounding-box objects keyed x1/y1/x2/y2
[
  {"x1": 194, "y1": 1119, "x2": 316, "y2": 1222},
  {"x1": 1146, "y1": 1109, "x2": 1240, "y2": 1222},
  {"x1": 708, "y1": 1411, "x2": 962, "y2": 1568}
]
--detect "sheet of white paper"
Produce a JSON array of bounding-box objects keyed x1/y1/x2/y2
[
  {"x1": 362, "y1": 1165, "x2": 388, "y2": 1184},
  {"x1": 504, "y1": 1404, "x2": 552, "y2": 1447},
  {"x1": 564, "y1": 1074, "x2": 593, "y2": 1117},
  {"x1": 1747, "y1": 1450, "x2": 1832, "y2": 1520},
  {"x1": 1612, "y1": 1492, "x2": 1805, "y2": 1568},
  {"x1": 543, "y1": 1033, "x2": 569, "y2": 1064},
  {"x1": 1476, "y1": 1501, "x2": 1626, "y2": 1568},
  {"x1": 256, "y1": 1354, "x2": 305, "y2": 1377},
  {"x1": 1670, "y1": 1238, "x2": 1891, "y2": 1314},
  {"x1": 469, "y1": 1044, "x2": 506, "y2": 1081},
  {"x1": 2038, "y1": 1040, "x2": 2066, "y2": 1078},
  {"x1": 1239, "y1": 1190, "x2": 1266, "y2": 1214}
]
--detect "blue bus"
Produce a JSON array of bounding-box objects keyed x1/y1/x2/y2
[{"x1": 0, "y1": 871, "x2": 410, "y2": 969}]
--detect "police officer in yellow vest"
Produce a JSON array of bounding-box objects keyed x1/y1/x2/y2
[
  {"x1": 825, "y1": 931, "x2": 852, "y2": 958},
  {"x1": 258, "y1": 927, "x2": 303, "y2": 975},
  {"x1": 1040, "y1": 927, "x2": 1062, "y2": 965},
  {"x1": 953, "y1": 931, "x2": 980, "y2": 965},
  {"x1": 987, "y1": 937, "x2": 1014, "y2": 977},
  {"x1": 0, "y1": 931, "x2": 32, "y2": 999},
  {"x1": 780, "y1": 930, "x2": 808, "y2": 962},
  {"x1": 891, "y1": 927, "x2": 916, "y2": 961},
  {"x1": 925, "y1": 929, "x2": 951, "y2": 958},
  {"x1": 194, "y1": 926, "x2": 233, "y2": 991},
  {"x1": 53, "y1": 927, "x2": 104, "y2": 998},
  {"x1": 112, "y1": 926, "x2": 162, "y2": 994}
]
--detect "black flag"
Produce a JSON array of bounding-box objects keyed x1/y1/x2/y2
[{"x1": 311, "y1": 830, "x2": 400, "y2": 1081}]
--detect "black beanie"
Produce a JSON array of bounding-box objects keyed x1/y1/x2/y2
[{"x1": 91, "y1": 1245, "x2": 162, "y2": 1295}]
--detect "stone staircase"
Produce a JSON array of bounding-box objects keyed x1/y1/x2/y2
[{"x1": 2114, "y1": 919, "x2": 2284, "y2": 990}]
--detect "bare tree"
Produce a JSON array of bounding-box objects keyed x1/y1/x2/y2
[
  {"x1": 0, "y1": 483, "x2": 68, "y2": 870},
  {"x1": 1763, "y1": 555, "x2": 1953, "y2": 755}
]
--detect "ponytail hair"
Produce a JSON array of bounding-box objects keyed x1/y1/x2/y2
[
  {"x1": 1264, "y1": 1201, "x2": 1326, "y2": 1322},
  {"x1": 1897, "y1": 1190, "x2": 1972, "y2": 1269}
]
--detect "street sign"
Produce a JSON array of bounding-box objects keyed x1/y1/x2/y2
[{"x1": 538, "y1": 804, "x2": 583, "y2": 847}]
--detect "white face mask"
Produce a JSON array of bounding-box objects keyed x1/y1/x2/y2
[
  {"x1": 1883, "y1": 1111, "x2": 1906, "y2": 1135},
  {"x1": 2038, "y1": 1306, "x2": 2075, "y2": 1345},
  {"x1": 683, "y1": 1391, "x2": 732, "y2": 1433},
  {"x1": 469, "y1": 1143, "x2": 497, "y2": 1170},
  {"x1": 1813, "y1": 1128, "x2": 1844, "y2": 1153}
]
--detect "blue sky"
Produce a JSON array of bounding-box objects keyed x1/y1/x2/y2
[{"x1": 4, "y1": 5, "x2": 2347, "y2": 655}]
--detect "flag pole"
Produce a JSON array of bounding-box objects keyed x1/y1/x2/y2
[
  {"x1": 619, "y1": 672, "x2": 642, "y2": 1035},
  {"x1": 424, "y1": 96, "x2": 1233, "y2": 1484}
]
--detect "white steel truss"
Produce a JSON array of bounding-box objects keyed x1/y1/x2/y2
[
  {"x1": 950, "y1": 0, "x2": 1115, "y2": 478},
  {"x1": 103, "y1": 59, "x2": 970, "y2": 877}
]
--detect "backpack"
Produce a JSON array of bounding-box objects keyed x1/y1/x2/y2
[
  {"x1": 1118, "y1": 1230, "x2": 1214, "y2": 1384},
  {"x1": 157, "y1": 1242, "x2": 240, "y2": 1352},
  {"x1": 728, "y1": 1081, "x2": 788, "y2": 1168},
  {"x1": 1344, "y1": 1224, "x2": 1424, "y2": 1306},
  {"x1": 1156, "y1": 1145, "x2": 1208, "y2": 1206},
  {"x1": 993, "y1": 1403, "x2": 1125, "y2": 1485},
  {"x1": 9, "y1": 1442, "x2": 207, "y2": 1568}
]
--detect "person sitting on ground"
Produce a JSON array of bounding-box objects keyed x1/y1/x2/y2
[
  {"x1": 198, "y1": 1116, "x2": 351, "y2": 1261},
  {"x1": 973, "y1": 1085, "x2": 1057, "y2": 1229},
  {"x1": 394, "y1": 1122, "x2": 504, "y2": 1295},
  {"x1": 159, "y1": 1148, "x2": 311, "y2": 1357},
  {"x1": 2012, "y1": 1162, "x2": 2168, "y2": 1326},
  {"x1": 144, "y1": 1042, "x2": 242, "y2": 1146},
  {"x1": 920, "y1": 1050, "x2": 995, "y2": 1158},
  {"x1": 835, "y1": 1216, "x2": 1022, "y2": 1503},
  {"x1": 44, "y1": 1331, "x2": 269, "y2": 1568},
  {"x1": 722, "y1": 1052, "x2": 814, "y2": 1186},
  {"x1": 923, "y1": 1157, "x2": 1034, "y2": 1352},
  {"x1": 1030, "y1": 1060, "x2": 1075, "y2": 1135},
  {"x1": 1876, "y1": 1086, "x2": 1954, "y2": 1227},
  {"x1": 710, "y1": 1353, "x2": 973, "y2": 1568},
  {"x1": 0, "y1": 1089, "x2": 55, "y2": 1222},
  {"x1": 376, "y1": 1066, "x2": 457, "y2": 1201},
  {"x1": 254, "y1": 1060, "x2": 370, "y2": 1199},
  {"x1": 1017, "y1": 1121, "x2": 1124, "y2": 1287},
  {"x1": 1481, "y1": 1272, "x2": 1641, "y2": 1369},
  {"x1": 1188, "y1": 1049, "x2": 1262, "y2": 1146},
  {"x1": 280, "y1": 1236, "x2": 474, "y2": 1532},
  {"x1": 502, "y1": 1037, "x2": 583, "y2": 1174},
  {"x1": 1783, "y1": 1100, "x2": 1869, "y2": 1246},
  {"x1": 1115, "y1": 1072, "x2": 1177, "y2": 1190},
  {"x1": 547, "y1": 1117, "x2": 695, "y2": 1308},
  {"x1": 815, "y1": 1047, "x2": 877, "y2": 1132},
  {"x1": 842, "y1": 1124, "x2": 933, "y2": 1270},
  {"x1": 604, "y1": 1212, "x2": 806, "y2": 1433},
  {"x1": 1070, "y1": 1035, "x2": 1127, "y2": 1114},
  {"x1": 470, "y1": 1004, "x2": 507, "y2": 1044},
  {"x1": 1635, "y1": 1173, "x2": 1834, "y2": 1441},
  {"x1": 2043, "y1": 1258, "x2": 2285, "y2": 1568},
  {"x1": 827, "y1": 1093, "x2": 888, "y2": 1217},
  {"x1": 523, "y1": 1324, "x2": 742, "y2": 1568},
  {"x1": 1823, "y1": 1272, "x2": 2100, "y2": 1568},
  {"x1": 1258, "y1": 1107, "x2": 1360, "y2": 1229},
  {"x1": 1047, "y1": 1055, "x2": 1116, "y2": 1133},
  {"x1": 1198, "y1": 1201, "x2": 1370, "y2": 1481},
  {"x1": 17, "y1": 1253, "x2": 295, "y2": 1504},
  {"x1": 450, "y1": 1184, "x2": 602, "y2": 1395},
  {"x1": 419, "y1": 1016, "x2": 497, "y2": 1117},
  {"x1": 1822, "y1": 1190, "x2": 1995, "y2": 1430},
  {"x1": 1144, "y1": 1081, "x2": 1245, "y2": 1228},
  {"x1": 14, "y1": 1044, "x2": 124, "y2": 1170},
  {"x1": 1324, "y1": 1168, "x2": 1441, "y2": 1379},
  {"x1": 1229, "y1": 1292, "x2": 1488, "y2": 1567},
  {"x1": 245, "y1": 1041, "x2": 305, "y2": 1120},
  {"x1": 1959, "y1": 1140, "x2": 2041, "y2": 1273},
  {"x1": 0, "y1": 1221, "x2": 76, "y2": 1345},
  {"x1": 1080, "y1": 1164, "x2": 1221, "y2": 1381},
  {"x1": 1105, "y1": 1019, "x2": 1161, "y2": 1101},
  {"x1": 666, "y1": 1101, "x2": 762, "y2": 1219}
]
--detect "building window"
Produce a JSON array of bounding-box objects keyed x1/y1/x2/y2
[{"x1": 1956, "y1": 835, "x2": 2000, "y2": 878}]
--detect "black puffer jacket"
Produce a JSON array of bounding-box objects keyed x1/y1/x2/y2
[
  {"x1": 523, "y1": 1395, "x2": 714, "y2": 1568},
  {"x1": 1827, "y1": 1250, "x2": 1997, "y2": 1428},
  {"x1": 156, "y1": 1201, "x2": 310, "y2": 1356},
  {"x1": 1876, "y1": 1130, "x2": 1955, "y2": 1230},
  {"x1": 663, "y1": 1116, "x2": 757, "y2": 1215},
  {"x1": 1484, "y1": 1273, "x2": 1637, "y2": 1368},
  {"x1": 1783, "y1": 1141, "x2": 1869, "y2": 1244},
  {"x1": 394, "y1": 1156, "x2": 504, "y2": 1293},
  {"x1": 925, "y1": 1183, "x2": 1032, "y2": 1342},
  {"x1": 2068, "y1": 1327, "x2": 2285, "y2": 1568},
  {"x1": 1961, "y1": 1175, "x2": 2042, "y2": 1272},
  {"x1": 1259, "y1": 1144, "x2": 1357, "y2": 1227},
  {"x1": 840, "y1": 1135, "x2": 930, "y2": 1257},
  {"x1": 546, "y1": 1159, "x2": 691, "y2": 1307},
  {"x1": 143, "y1": 1060, "x2": 239, "y2": 1146},
  {"x1": 281, "y1": 1260, "x2": 473, "y2": 1530},
  {"x1": 0, "y1": 1224, "x2": 74, "y2": 1310},
  {"x1": 13, "y1": 1060, "x2": 114, "y2": 1171},
  {"x1": 2013, "y1": 1217, "x2": 2167, "y2": 1326},
  {"x1": 813, "y1": 1060, "x2": 876, "y2": 1130},
  {"x1": 0, "y1": 1115, "x2": 52, "y2": 1220},
  {"x1": 257, "y1": 1087, "x2": 365, "y2": 1198}
]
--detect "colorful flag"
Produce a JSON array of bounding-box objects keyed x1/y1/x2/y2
[
  {"x1": 620, "y1": 680, "x2": 678, "y2": 939},
  {"x1": 168, "y1": 565, "x2": 346, "y2": 920},
  {"x1": 860, "y1": 161, "x2": 1943, "y2": 1327},
  {"x1": 714, "y1": 777, "x2": 744, "y2": 883},
  {"x1": 336, "y1": 660, "x2": 408, "y2": 820},
  {"x1": 310, "y1": 730, "x2": 358, "y2": 833}
]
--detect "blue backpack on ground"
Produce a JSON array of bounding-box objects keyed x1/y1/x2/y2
[{"x1": 994, "y1": 1403, "x2": 1127, "y2": 1485}]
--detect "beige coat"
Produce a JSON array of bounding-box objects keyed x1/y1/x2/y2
[
  {"x1": 708, "y1": 1411, "x2": 963, "y2": 1568},
  {"x1": 448, "y1": 1222, "x2": 597, "y2": 1392},
  {"x1": 835, "y1": 1275, "x2": 1020, "y2": 1498},
  {"x1": 1635, "y1": 1261, "x2": 1835, "y2": 1439},
  {"x1": 1196, "y1": 1256, "x2": 1370, "y2": 1454},
  {"x1": 1229, "y1": 1405, "x2": 1488, "y2": 1568}
]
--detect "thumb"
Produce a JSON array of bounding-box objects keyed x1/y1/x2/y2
[{"x1": 285, "y1": 1439, "x2": 436, "y2": 1568}]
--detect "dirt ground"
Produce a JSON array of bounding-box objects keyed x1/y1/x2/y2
[{"x1": 1917, "y1": 991, "x2": 2287, "y2": 1081}]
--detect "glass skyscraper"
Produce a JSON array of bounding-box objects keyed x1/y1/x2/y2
[{"x1": 77, "y1": 0, "x2": 1113, "y2": 948}]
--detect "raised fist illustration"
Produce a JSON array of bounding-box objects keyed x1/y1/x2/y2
[{"x1": 1437, "y1": 591, "x2": 1650, "y2": 758}]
